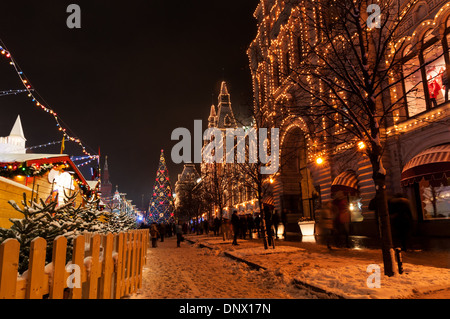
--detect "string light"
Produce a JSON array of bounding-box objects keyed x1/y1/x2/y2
[
  {"x1": 26, "y1": 140, "x2": 63, "y2": 151},
  {"x1": 0, "y1": 42, "x2": 96, "y2": 157},
  {"x1": 71, "y1": 155, "x2": 99, "y2": 162},
  {"x1": 248, "y1": 0, "x2": 450, "y2": 167}
]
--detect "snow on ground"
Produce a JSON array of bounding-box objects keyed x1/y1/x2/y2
[
  {"x1": 128, "y1": 237, "x2": 320, "y2": 299},
  {"x1": 186, "y1": 234, "x2": 450, "y2": 299},
  {"x1": 295, "y1": 260, "x2": 450, "y2": 299},
  {"x1": 229, "y1": 245, "x2": 304, "y2": 258}
]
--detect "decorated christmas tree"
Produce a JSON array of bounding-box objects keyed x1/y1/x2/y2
[{"x1": 148, "y1": 150, "x2": 175, "y2": 224}]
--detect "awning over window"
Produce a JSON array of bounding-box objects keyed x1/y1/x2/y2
[
  {"x1": 262, "y1": 195, "x2": 274, "y2": 209},
  {"x1": 331, "y1": 170, "x2": 359, "y2": 195},
  {"x1": 401, "y1": 144, "x2": 450, "y2": 186}
]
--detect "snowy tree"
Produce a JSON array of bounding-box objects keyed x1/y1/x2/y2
[
  {"x1": 106, "y1": 210, "x2": 137, "y2": 233},
  {"x1": 247, "y1": 0, "x2": 441, "y2": 275},
  {"x1": 0, "y1": 192, "x2": 81, "y2": 273},
  {"x1": 76, "y1": 196, "x2": 109, "y2": 233}
]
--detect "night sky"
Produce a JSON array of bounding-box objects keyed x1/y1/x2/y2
[{"x1": 0, "y1": 0, "x2": 259, "y2": 208}]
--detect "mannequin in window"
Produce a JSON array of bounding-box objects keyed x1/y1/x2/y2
[{"x1": 427, "y1": 67, "x2": 441, "y2": 108}]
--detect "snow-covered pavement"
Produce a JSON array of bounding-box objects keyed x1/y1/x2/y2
[
  {"x1": 127, "y1": 234, "x2": 450, "y2": 299},
  {"x1": 127, "y1": 236, "x2": 321, "y2": 299}
]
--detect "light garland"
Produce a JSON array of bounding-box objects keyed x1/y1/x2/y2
[
  {"x1": 0, "y1": 42, "x2": 96, "y2": 157},
  {"x1": 71, "y1": 155, "x2": 99, "y2": 162},
  {"x1": 76, "y1": 157, "x2": 98, "y2": 168},
  {"x1": 249, "y1": 0, "x2": 450, "y2": 168},
  {"x1": 26, "y1": 140, "x2": 63, "y2": 151},
  {"x1": 0, "y1": 89, "x2": 30, "y2": 97}
]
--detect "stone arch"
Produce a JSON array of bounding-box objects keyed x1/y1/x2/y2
[{"x1": 276, "y1": 119, "x2": 316, "y2": 231}]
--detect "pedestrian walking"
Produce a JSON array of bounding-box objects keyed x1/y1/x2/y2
[
  {"x1": 272, "y1": 211, "x2": 280, "y2": 239},
  {"x1": 150, "y1": 223, "x2": 160, "y2": 248},
  {"x1": 388, "y1": 193, "x2": 413, "y2": 251},
  {"x1": 204, "y1": 219, "x2": 209, "y2": 235},
  {"x1": 254, "y1": 214, "x2": 261, "y2": 238},
  {"x1": 159, "y1": 223, "x2": 166, "y2": 242},
  {"x1": 247, "y1": 214, "x2": 254, "y2": 239},
  {"x1": 319, "y1": 202, "x2": 335, "y2": 250},
  {"x1": 231, "y1": 210, "x2": 240, "y2": 245},
  {"x1": 240, "y1": 215, "x2": 248, "y2": 239},
  {"x1": 176, "y1": 221, "x2": 184, "y2": 248},
  {"x1": 331, "y1": 191, "x2": 350, "y2": 248},
  {"x1": 281, "y1": 209, "x2": 288, "y2": 239},
  {"x1": 264, "y1": 206, "x2": 273, "y2": 247},
  {"x1": 213, "y1": 216, "x2": 220, "y2": 236}
]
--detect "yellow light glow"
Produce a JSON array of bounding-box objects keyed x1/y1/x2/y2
[
  {"x1": 316, "y1": 157, "x2": 324, "y2": 165},
  {"x1": 357, "y1": 141, "x2": 366, "y2": 150}
]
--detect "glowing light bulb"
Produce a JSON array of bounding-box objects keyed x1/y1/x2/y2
[{"x1": 357, "y1": 141, "x2": 366, "y2": 150}]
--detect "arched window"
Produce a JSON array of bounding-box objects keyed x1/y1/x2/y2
[
  {"x1": 402, "y1": 43, "x2": 426, "y2": 117},
  {"x1": 422, "y1": 30, "x2": 447, "y2": 107}
]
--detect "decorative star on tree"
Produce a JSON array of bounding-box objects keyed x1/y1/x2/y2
[{"x1": 148, "y1": 150, "x2": 174, "y2": 224}]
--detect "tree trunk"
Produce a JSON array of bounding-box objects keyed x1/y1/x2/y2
[
  {"x1": 372, "y1": 161, "x2": 396, "y2": 277},
  {"x1": 259, "y1": 202, "x2": 269, "y2": 249}
]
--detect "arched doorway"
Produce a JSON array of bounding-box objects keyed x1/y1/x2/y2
[{"x1": 278, "y1": 126, "x2": 315, "y2": 233}]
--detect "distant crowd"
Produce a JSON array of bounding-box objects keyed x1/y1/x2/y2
[{"x1": 138, "y1": 209, "x2": 287, "y2": 248}]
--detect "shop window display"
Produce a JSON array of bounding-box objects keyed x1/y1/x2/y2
[
  {"x1": 419, "y1": 178, "x2": 450, "y2": 220},
  {"x1": 348, "y1": 196, "x2": 364, "y2": 222},
  {"x1": 401, "y1": 28, "x2": 450, "y2": 119},
  {"x1": 403, "y1": 54, "x2": 427, "y2": 117},
  {"x1": 423, "y1": 40, "x2": 448, "y2": 107}
]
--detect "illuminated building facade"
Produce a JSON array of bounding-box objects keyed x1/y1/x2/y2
[{"x1": 247, "y1": 0, "x2": 450, "y2": 236}]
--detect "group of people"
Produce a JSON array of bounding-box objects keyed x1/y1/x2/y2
[
  {"x1": 142, "y1": 191, "x2": 414, "y2": 252},
  {"x1": 230, "y1": 209, "x2": 286, "y2": 246},
  {"x1": 140, "y1": 221, "x2": 185, "y2": 248},
  {"x1": 320, "y1": 190, "x2": 413, "y2": 251}
]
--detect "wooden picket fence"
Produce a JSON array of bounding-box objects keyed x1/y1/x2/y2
[{"x1": 0, "y1": 229, "x2": 149, "y2": 299}]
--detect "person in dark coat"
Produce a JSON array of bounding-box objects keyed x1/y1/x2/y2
[
  {"x1": 331, "y1": 191, "x2": 350, "y2": 248},
  {"x1": 176, "y1": 221, "x2": 183, "y2": 248},
  {"x1": 240, "y1": 215, "x2": 248, "y2": 240},
  {"x1": 254, "y1": 214, "x2": 261, "y2": 238},
  {"x1": 213, "y1": 217, "x2": 220, "y2": 236},
  {"x1": 204, "y1": 219, "x2": 209, "y2": 235},
  {"x1": 159, "y1": 223, "x2": 166, "y2": 242},
  {"x1": 264, "y1": 206, "x2": 273, "y2": 246},
  {"x1": 388, "y1": 193, "x2": 413, "y2": 251},
  {"x1": 231, "y1": 210, "x2": 240, "y2": 245},
  {"x1": 247, "y1": 214, "x2": 254, "y2": 239},
  {"x1": 272, "y1": 211, "x2": 280, "y2": 239},
  {"x1": 281, "y1": 209, "x2": 288, "y2": 239},
  {"x1": 150, "y1": 223, "x2": 159, "y2": 248}
]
